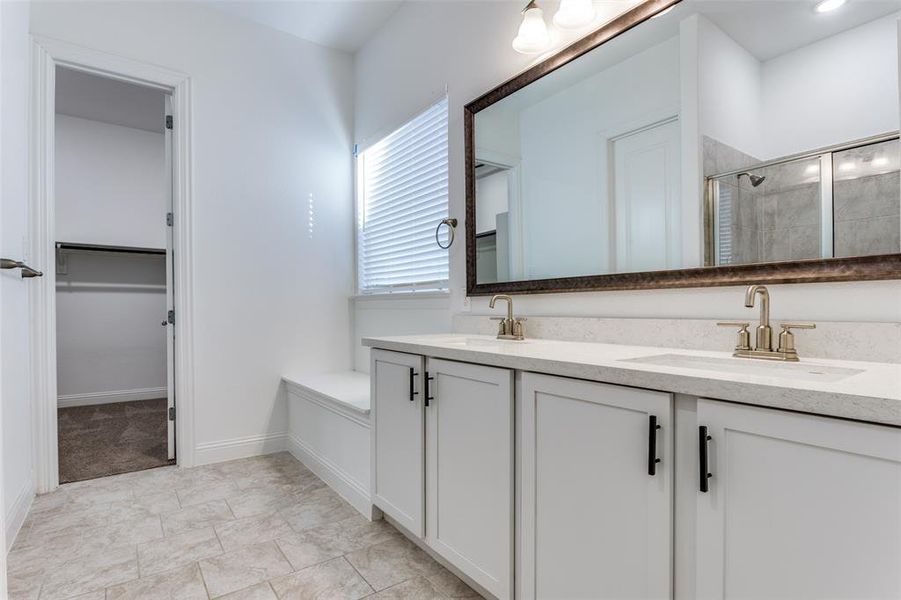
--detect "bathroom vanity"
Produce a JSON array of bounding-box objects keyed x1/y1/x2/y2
[{"x1": 365, "y1": 334, "x2": 901, "y2": 600}]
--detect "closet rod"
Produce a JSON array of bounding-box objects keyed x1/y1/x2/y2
[{"x1": 56, "y1": 242, "x2": 166, "y2": 256}]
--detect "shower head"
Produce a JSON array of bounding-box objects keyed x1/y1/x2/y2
[{"x1": 737, "y1": 172, "x2": 766, "y2": 187}]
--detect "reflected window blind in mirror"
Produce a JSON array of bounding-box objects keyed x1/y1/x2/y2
[{"x1": 357, "y1": 98, "x2": 449, "y2": 294}]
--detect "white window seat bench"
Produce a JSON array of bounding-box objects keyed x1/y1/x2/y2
[{"x1": 282, "y1": 371, "x2": 374, "y2": 518}]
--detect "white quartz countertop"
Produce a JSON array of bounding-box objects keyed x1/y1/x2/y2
[{"x1": 363, "y1": 334, "x2": 901, "y2": 427}]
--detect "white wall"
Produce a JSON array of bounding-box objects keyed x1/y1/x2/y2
[
  {"x1": 31, "y1": 1, "x2": 356, "y2": 463},
  {"x1": 761, "y1": 12, "x2": 900, "y2": 158},
  {"x1": 55, "y1": 115, "x2": 167, "y2": 249},
  {"x1": 56, "y1": 253, "x2": 167, "y2": 405},
  {"x1": 475, "y1": 171, "x2": 509, "y2": 235},
  {"x1": 352, "y1": 2, "x2": 901, "y2": 371},
  {"x1": 1, "y1": 0, "x2": 35, "y2": 553},
  {"x1": 697, "y1": 16, "x2": 763, "y2": 160}
]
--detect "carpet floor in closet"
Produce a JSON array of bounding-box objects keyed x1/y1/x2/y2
[{"x1": 57, "y1": 398, "x2": 173, "y2": 483}]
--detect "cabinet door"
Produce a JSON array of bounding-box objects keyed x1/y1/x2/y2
[
  {"x1": 521, "y1": 373, "x2": 673, "y2": 600},
  {"x1": 371, "y1": 349, "x2": 425, "y2": 537},
  {"x1": 426, "y1": 358, "x2": 513, "y2": 600},
  {"x1": 696, "y1": 399, "x2": 901, "y2": 600}
]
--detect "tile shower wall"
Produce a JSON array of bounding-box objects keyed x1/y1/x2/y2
[
  {"x1": 833, "y1": 138, "x2": 901, "y2": 257},
  {"x1": 757, "y1": 158, "x2": 822, "y2": 263},
  {"x1": 702, "y1": 136, "x2": 762, "y2": 264},
  {"x1": 706, "y1": 137, "x2": 822, "y2": 264}
]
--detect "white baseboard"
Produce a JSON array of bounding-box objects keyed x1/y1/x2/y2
[
  {"x1": 58, "y1": 386, "x2": 167, "y2": 408},
  {"x1": 287, "y1": 434, "x2": 376, "y2": 520},
  {"x1": 193, "y1": 432, "x2": 287, "y2": 466},
  {"x1": 6, "y1": 479, "x2": 35, "y2": 551}
]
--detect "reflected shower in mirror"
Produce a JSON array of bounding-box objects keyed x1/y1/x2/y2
[{"x1": 469, "y1": 0, "x2": 901, "y2": 288}]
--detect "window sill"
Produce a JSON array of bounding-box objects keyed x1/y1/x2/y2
[{"x1": 352, "y1": 291, "x2": 451, "y2": 302}]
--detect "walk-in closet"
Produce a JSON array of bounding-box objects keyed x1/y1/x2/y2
[{"x1": 54, "y1": 67, "x2": 175, "y2": 483}]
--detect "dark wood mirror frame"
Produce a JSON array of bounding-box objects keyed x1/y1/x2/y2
[{"x1": 464, "y1": 0, "x2": 901, "y2": 296}]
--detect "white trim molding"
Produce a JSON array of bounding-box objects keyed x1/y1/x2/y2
[
  {"x1": 29, "y1": 35, "x2": 196, "y2": 493},
  {"x1": 57, "y1": 387, "x2": 168, "y2": 408},
  {"x1": 194, "y1": 433, "x2": 288, "y2": 466},
  {"x1": 5, "y1": 479, "x2": 35, "y2": 551},
  {"x1": 288, "y1": 434, "x2": 376, "y2": 520}
]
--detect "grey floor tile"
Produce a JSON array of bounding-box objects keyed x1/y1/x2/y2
[
  {"x1": 199, "y1": 541, "x2": 292, "y2": 598},
  {"x1": 425, "y1": 568, "x2": 481, "y2": 598},
  {"x1": 109, "y1": 489, "x2": 180, "y2": 523},
  {"x1": 38, "y1": 543, "x2": 138, "y2": 600},
  {"x1": 277, "y1": 487, "x2": 355, "y2": 533},
  {"x1": 6, "y1": 564, "x2": 43, "y2": 600},
  {"x1": 276, "y1": 515, "x2": 398, "y2": 571},
  {"x1": 138, "y1": 526, "x2": 223, "y2": 576},
  {"x1": 345, "y1": 537, "x2": 445, "y2": 592},
  {"x1": 162, "y1": 499, "x2": 235, "y2": 536},
  {"x1": 269, "y1": 557, "x2": 373, "y2": 600},
  {"x1": 371, "y1": 577, "x2": 447, "y2": 599},
  {"x1": 224, "y1": 485, "x2": 297, "y2": 519},
  {"x1": 215, "y1": 512, "x2": 294, "y2": 551},
  {"x1": 217, "y1": 582, "x2": 278, "y2": 600},
  {"x1": 177, "y1": 480, "x2": 240, "y2": 508},
  {"x1": 106, "y1": 562, "x2": 208, "y2": 600}
]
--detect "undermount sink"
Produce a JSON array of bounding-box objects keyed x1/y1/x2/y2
[{"x1": 623, "y1": 353, "x2": 864, "y2": 383}]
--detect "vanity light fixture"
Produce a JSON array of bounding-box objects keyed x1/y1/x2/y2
[
  {"x1": 815, "y1": 0, "x2": 846, "y2": 13},
  {"x1": 553, "y1": 0, "x2": 596, "y2": 29},
  {"x1": 513, "y1": 1, "x2": 551, "y2": 54}
]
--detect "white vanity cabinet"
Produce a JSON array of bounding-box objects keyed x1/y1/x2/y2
[
  {"x1": 426, "y1": 358, "x2": 514, "y2": 600},
  {"x1": 371, "y1": 351, "x2": 514, "y2": 599},
  {"x1": 520, "y1": 373, "x2": 673, "y2": 600},
  {"x1": 695, "y1": 399, "x2": 901, "y2": 600},
  {"x1": 371, "y1": 349, "x2": 426, "y2": 537}
]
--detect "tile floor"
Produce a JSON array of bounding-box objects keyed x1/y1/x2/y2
[{"x1": 8, "y1": 452, "x2": 480, "y2": 599}]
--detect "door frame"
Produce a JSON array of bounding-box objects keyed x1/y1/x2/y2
[{"x1": 28, "y1": 35, "x2": 196, "y2": 492}]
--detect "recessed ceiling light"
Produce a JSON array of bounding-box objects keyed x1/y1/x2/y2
[{"x1": 815, "y1": 0, "x2": 846, "y2": 13}]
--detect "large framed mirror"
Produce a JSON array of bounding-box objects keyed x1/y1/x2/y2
[{"x1": 465, "y1": 0, "x2": 901, "y2": 295}]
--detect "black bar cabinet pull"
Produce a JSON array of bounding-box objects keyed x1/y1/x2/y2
[
  {"x1": 648, "y1": 415, "x2": 661, "y2": 476},
  {"x1": 424, "y1": 372, "x2": 434, "y2": 407},
  {"x1": 408, "y1": 368, "x2": 419, "y2": 402},
  {"x1": 699, "y1": 426, "x2": 712, "y2": 493}
]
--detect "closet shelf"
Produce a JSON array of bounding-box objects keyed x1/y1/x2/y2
[{"x1": 56, "y1": 242, "x2": 166, "y2": 256}]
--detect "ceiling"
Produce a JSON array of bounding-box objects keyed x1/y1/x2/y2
[
  {"x1": 55, "y1": 68, "x2": 167, "y2": 133},
  {"x1": 696, "y1": 0, "x2": 901, "y2": 61},
  {"x1": 203, "y1": 0, "x2": 405, "y2": 53}
]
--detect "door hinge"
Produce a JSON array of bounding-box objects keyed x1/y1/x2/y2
[
  {"x1": 168, "y1": 406, "x2": 176, "y2": 421},
  {"x1": 166, "y1": 212, "x2": 173, "y2": 226},
  {"x1": 165, "y1": 115, "x2": 173, "y2": 130},
  {"x1": 167, "y1": 309, "x2": 175, "y2": 325}
]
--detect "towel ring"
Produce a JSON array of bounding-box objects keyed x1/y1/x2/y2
[{"x1": 435, "y1": 218, "x2": 458, "y2": 249}]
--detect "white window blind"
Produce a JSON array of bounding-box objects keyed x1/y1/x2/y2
[{"x1": 357, "y1": 98, "x2": 449, "y2": 294}]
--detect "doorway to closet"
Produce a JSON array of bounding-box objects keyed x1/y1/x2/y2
[{"x1": 54, "y1": 67, "x2": 176, "y2": 483}]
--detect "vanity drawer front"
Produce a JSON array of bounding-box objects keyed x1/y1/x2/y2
[
  {"x1": 695, "y1": 399, "x2": 901, "y2": 600},
  {"x1": 520, "y1": 373, "x2": 673, "y2": 600},
  {"x1": 371, "y1": 349, "x2": 425, "y2": 537}
]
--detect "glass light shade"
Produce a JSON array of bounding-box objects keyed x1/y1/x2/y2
[
  {"x1": 512, "y1": 7, "x2": 550, "y2": 54},
  {"x1": 553, "y1": 0, "x2": 596, "y2": 29}
]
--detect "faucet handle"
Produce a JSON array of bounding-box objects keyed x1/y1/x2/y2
[
  {"x1": 777, "y1": 323, "x2": 816, "y2": 355},
  {"x1": 717, "y1": 321, "x2": 751, "y2": 351},
  {"x1": 780, "y1": 323, "x2": 816, "y2": 330}
]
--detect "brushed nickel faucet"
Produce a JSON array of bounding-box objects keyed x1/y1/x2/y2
[
  {"x1": 717, "y1": 285, "x2": 815, "y2": 362},
  {"x1": 489, "y1": 294, "x2": 525, "y2": 340}
]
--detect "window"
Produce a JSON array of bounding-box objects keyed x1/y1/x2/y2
[{"x1": 356, "y1": 98, "x2": 449, "y2": 294}]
